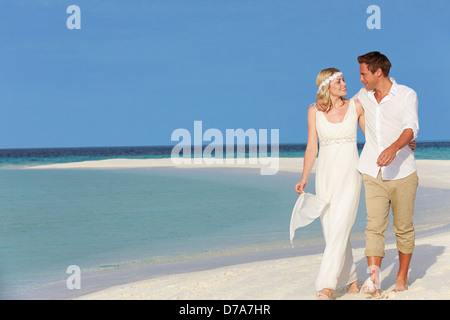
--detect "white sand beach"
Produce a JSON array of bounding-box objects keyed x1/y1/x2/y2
[
  {"x1": 31, "y1": 157, "x2": 450, "y2": 189},
  {"x1": 75, "y1": 229, "x2": 450, "y2": 300},
  {"x1": 31, "y1": 158, "x2": 450, "y2": 300}
]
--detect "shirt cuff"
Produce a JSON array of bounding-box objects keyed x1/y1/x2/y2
[{"x1": 402, "y1": 123, "x2": 419, "y2": 139}]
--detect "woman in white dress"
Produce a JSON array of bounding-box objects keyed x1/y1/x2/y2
[{"x1": 295, "y1": 68, "x2": 364, "y2": 300}]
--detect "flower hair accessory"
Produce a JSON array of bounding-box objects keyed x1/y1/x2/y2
[{"x1": 317, "y1": 72, "x2": 342, "y2": 94}]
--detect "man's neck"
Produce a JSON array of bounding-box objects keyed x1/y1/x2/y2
[{"x1": 374, "y1": 77, "x2": 392, "y2": 103}]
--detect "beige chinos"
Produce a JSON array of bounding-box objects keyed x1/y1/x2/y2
[{"x1": 363, "y1": 170, "x2": 419, "y2": 258}]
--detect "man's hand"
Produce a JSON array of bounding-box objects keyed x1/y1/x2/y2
[
  {"x1": 377, "y1": 129, "x2": 415, "y2": 167},
  {"x1": 314, "y1": 99, "x2": 329, "y2": 112},
  {"x1": 376, "y1": 144, "x2": 398, "y2": 167}
]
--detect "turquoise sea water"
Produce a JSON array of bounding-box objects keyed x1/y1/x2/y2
[
  {"x1": 0, "y1": 143, "x2": 449, "y2": 299},
  {"x1": 1, "y1": 142, "x2": 449, "y2": 169}
]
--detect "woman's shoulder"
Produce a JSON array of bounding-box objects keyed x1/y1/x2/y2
[
  {"x1": 308, "y1": 102, "x2": 329, "y2": 113},
  {"x1": 352, "y1": 98, "x2": 362, "y2": 107},
  {"x1": 351, "y1": 98, "x2": 364, "y2": 115},
  {"x1": 351, "y1": 98, "x2": 362, "y2": 106},
  {"x1": 308, "y1": 103, "x2": 318, "y2": 113},
  {"x1": 306, "y1": 103, "x2": 319, "y2": 120}
]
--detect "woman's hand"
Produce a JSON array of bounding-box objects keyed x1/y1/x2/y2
[
  {"x1": 295, "y1": 179, "x2": 308, "y2": 194},
  {"x1": 409, "y1": 140, "x2": 416, "y2": 152}
]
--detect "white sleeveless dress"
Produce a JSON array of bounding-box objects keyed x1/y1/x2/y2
[{"x1": 314, "y1": 99, "x2": 362, "y2": 292}]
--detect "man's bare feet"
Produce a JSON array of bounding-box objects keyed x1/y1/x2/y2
[
  {"x1": 361, "y1": 276, "x2": 381, "y2": 298},
  {"x1": 393, "y1": 252, "x2": 412, "y2": 292},
  {"x1": 316, "y1": 288, "x2": 334, "y2": 300},
  {"x1": 392, "y1": 277, "x2": 408, "y2": 292},
  {"x1": 361, "y1": 263, "x2": 382, "y2": 298}
]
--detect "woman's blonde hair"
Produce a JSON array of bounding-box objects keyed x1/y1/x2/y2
[{"x1": 316, "y1": 68, "x2": 345, "y2": 109}]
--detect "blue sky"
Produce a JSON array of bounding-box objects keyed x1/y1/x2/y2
[{"x1": 1, "y1": 0, "x2": 449, "y2": 148}]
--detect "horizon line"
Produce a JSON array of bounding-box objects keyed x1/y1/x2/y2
[{"x1": 1, "y1": 140, "x2": 450, "y2": 151}]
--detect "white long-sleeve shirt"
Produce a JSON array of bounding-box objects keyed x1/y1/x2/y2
[{"x1": 354, "y1": 78, "x2": 419, "y2": 180}]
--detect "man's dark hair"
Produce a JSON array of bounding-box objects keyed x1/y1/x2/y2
[{"x1": 357, "y1": 51, "x2": 391, "y2": 77}]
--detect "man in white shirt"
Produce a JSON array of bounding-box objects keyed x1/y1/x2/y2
[{"x1": 354, "y1": 51, "x2": 419, "y2": 296}]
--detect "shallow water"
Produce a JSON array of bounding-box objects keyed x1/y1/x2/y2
[{"x1": 1, "y1": 165, "x2": 449, "y2": 299}]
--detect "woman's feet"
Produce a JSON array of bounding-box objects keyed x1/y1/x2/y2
[
  {"x1": 316, "y1": 288, "x2": 334, "y2": 300},
  {"x1": 316, "y1": 281, "x2": 360, "y2": 300},
  {"x1": 347, "y1": 280, "x2": 359, "y2": 294}
]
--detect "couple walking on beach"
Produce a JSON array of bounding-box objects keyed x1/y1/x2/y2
[{"x1": 294, "y1": 51, "x2": 419, "y2": 300}]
